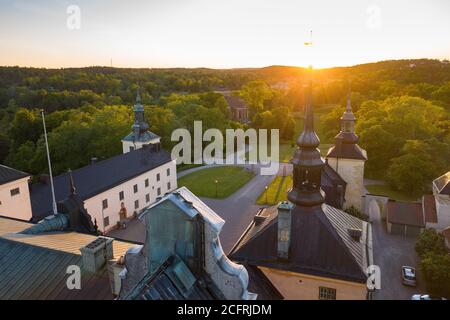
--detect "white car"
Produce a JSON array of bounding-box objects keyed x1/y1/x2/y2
[
  {"x1": 411, "y1": 294, "x2": 447, "y2": 300},
  {"x1": 401, "y1": 266, "x2": 416, "y2": 286}
]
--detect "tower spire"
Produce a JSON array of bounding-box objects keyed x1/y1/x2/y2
[
  {"x1": 68, "y1": 169, "x2": 76, "y2": 195},
  {"x1": 288, "y1": 68, "x2": 325, "y2": 207}
]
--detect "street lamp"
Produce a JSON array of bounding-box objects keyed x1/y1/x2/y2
[
  {"x1": 265, "y1": 186, "x2": 268, "y2": 204},
  {"x1": 215, "y1": 180, "x2": 219, "y2": 197}
]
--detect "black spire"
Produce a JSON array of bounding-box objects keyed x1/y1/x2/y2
[
  {"x1": 337, "y1": 85, "x2": 358, "y2": 143},
  {"x1": 68, "y1": 169, "x2": 76, "y2": 195},
  {"x1": 288, "y1": 75, "x2": 325, "y2": 207},
  {"x1": 132, "y1": 87, "x2": 149, "y2": 139}
]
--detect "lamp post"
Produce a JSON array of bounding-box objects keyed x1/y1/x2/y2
[
  {"x1": 265, "y1": 186, "x2": 268, "y2": 204},
  {"x1": 215, "y1": 180, "x2": 219, "y2": 197}
]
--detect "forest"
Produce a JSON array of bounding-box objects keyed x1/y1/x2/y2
[{"x1": 0, "y1": 58, "x2": 449, "y2": 196}]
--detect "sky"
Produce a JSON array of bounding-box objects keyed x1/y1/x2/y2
[{"x1": 0, "y1": 0, "x2": 450, "y2": 69}]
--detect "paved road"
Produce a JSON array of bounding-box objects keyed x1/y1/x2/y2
[
  {"x1": 201, "y1": 172, "x2": 275, "y2": 253},
  {"x1": 369, "y1": 201, "x2": 425, "y2": 300}
]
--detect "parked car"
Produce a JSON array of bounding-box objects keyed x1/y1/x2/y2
[
  {"x1": 411, "y1": 294, "x2": 447, "y2": 300},
  {"x1": 401, "y1": 266, "x2": 416, "y2": 286}
]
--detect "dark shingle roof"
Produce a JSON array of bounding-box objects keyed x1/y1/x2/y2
[
  {"x1": 30, "y1": 148, "x2": 172, "y2": 220},
  {"x1": 0, "y1": 238, "x2": 113, "y2": 300},
  {"x1": 321, "y1": 163, "x2": 346, "y2": 209},
  {"x1": 0, "y1": 165, "x2": 29, "y2": 185},
  {"x1": 229, "y1": 203, "x2": 369, "y2": 283},
  {"x1": 245, "y1": 265, "x2": 284, "y2": 300},
  {"x1": 326, "y1": 143, "x2": 367, "y2": 160}
]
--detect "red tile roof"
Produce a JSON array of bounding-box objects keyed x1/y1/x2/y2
[
  {"x1": 423, "y1": 195, "x2": 438, "y2": 224},
  {"x1": 387, "y1": 201, "x2": 424, "y2": 227}
]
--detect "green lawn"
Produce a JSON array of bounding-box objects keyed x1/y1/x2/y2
[
  {"x1": 365, "y1": 184, "x2": 418, "y2": 202},
  {"x1": 256, "y1": 175, "x2": 293, "y2": 205},
  {"x1": 178, "y1": 166, "x2": 255, "y2": 199}
]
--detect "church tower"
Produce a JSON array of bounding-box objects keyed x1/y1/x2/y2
[
  {"x1": 326, "y1": 90, "x2": 367, "y2": 210},
  {"x1": 288, "y1": 79, "x2": 325, "y2": 207},
  {"x1": 122, "y1": 89, "x2": 161, "y2": 153}
]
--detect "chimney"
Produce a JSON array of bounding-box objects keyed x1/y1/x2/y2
[
  {"x1": 277, "y1": 201, "x2": 293, "y2": 259},
  {"x1": 80, "y1": 236, "x2": 114, "y2": 273},
  {"x1": 90, "y1": 157, "x2": 98, "y2": 165}
]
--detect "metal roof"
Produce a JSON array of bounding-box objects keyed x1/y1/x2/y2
[
  {"x1": 122, "y1": 130, "x2": 160, "y2": 143},
  {"x1": 143, "y1": 186, "x2": 225, "y2": 233},
  {"x1": 0, "y1": 238, "x2": 113, "y2": 300},
  {"x1": 229, "y1": 203, "x2": 369, "y2": 283},
  {"x1": 30, "y1": 147, "x2": 172, "y2": 220},
  {"x1": 0, "y1": 217, "x2": 135, "y2": 256},
  {"x1": 121, "y1": 255, "x2": 221, "y2": 300},
  {"x1": 0, "y1": 164, "x2": 29, "y2": 185}
]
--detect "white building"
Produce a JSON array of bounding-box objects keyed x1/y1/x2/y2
[
  {"x1": 425, "y1": 171, "x2": 450, "y2": 231},
  {"x1": 0, "y1": 165, "x2": 32, "y2": 221}
]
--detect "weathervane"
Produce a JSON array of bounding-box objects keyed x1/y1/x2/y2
[{"x1": 304, "y1": 30, "x2": 314, "y2": 70}]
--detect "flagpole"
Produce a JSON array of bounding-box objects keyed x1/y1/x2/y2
[{"x1": 41, "y1": 110, "x2": 58, "y2": 215}]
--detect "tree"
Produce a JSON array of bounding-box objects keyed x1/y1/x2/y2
[
  {"x1": 420, "y1": 252, "x2": 450, "y2": 298},
  {"x1": 9, "y1": 108, "x2": 42, "y2": 145},
  {"x1": 387, "y1": 139, "x2": 450, "y2": 195},
  {"x1": 344, "y1": 205, "x2": 369, "y2": 221},
  {"x1": 240, "y1": 81, "x2": 273, "y2": 116},
  {"x1": 416, "y1": 228, "x2": 450, "y2": 298},
  {"x1": 0, "y1": 133, "x2": 10, "y2": 163},
  {"x1": 415, "y1": 228, "x2": 448, "y2": 257}
]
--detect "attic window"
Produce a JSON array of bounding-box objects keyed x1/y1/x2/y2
[{"x1": 348, "y1": 228, "x2": 362, "y2": 240}]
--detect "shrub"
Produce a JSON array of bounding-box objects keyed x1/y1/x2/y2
[{"x1": 344, "y1": 205, "x2": 369, "y2": 222}]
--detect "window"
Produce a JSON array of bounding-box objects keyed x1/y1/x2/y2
[
  {"x1": 134, "y1": 200, "x2": 139, "y2": 209},
  {"x1": 104, "y1": 216, "x2": 110, "y2": 227},
  {"x1": 133, "y1": 184, "x2": 138, "y2": 193},
  {"x1": 166, "y1": 168, "x2": 170, "y2": 176},
  {"x1": 156, "y1": 173, "x2": 160, "y2": 182},
  {"x1": 319, "y1": 287, "x2": 336, "y2": 300},
  {"x1": 145, "y1": 179, "x2": 149, "y2": 188},
  {"x1": 119, "y1": 191, "x2": 124, "y2": 201},
  {"x1": 157, "y1": 187, "x2": 161, "y2": 196},
  {"x1": 146, "y1": 194, "x2": 150, "y2": 203},
  {"x1": 129, "y1": 146, "x2": 134, "y2": 152},
  {"x1": 10, "y1": 188, "x2": 20, "y2": 196},
  {"x1": 167, "y1": 182, "x2": 171, "y2": 190},
  {"x1": 102, "y1": 199, "x2": 108, "y2": 209}
]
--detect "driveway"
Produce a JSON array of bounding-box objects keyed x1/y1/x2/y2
[{"x1": 369, "y1": 201, "x2": 425, "y2": 300}]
